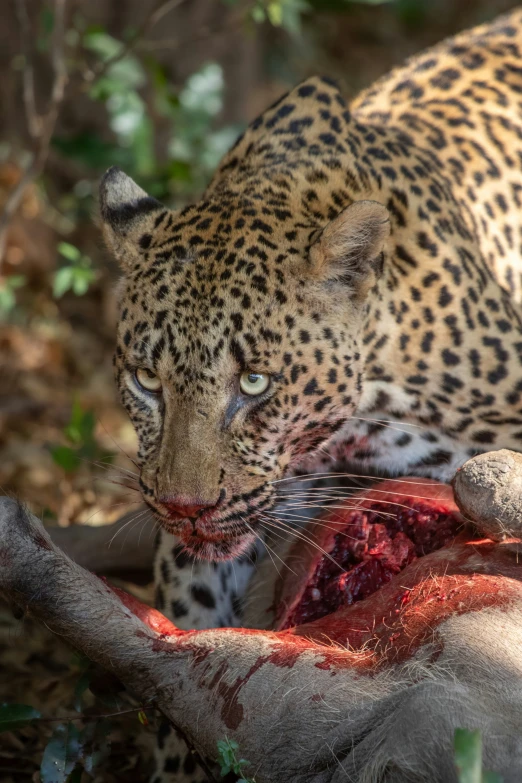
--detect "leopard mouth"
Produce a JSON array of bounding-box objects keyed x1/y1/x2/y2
[
  {"x1": 273, "y1": 478, "x2": 465, "y2": 631},
  {"x1": 149, "y1": 493, "x2": 274, "y2": 557}
]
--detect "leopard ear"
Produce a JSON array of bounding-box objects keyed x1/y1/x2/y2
[
  {"x1": 99, "y1": 167, "x2": 165, "y2": 271},
  {"x1": 309, "y1": 200, "x2": 390, "y2": 298}
]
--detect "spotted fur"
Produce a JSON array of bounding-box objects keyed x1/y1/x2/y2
[{"x1": 100, "y1": 11, "x2": 522, "y2": 781}]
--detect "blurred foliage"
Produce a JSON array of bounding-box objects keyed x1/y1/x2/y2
[
  {"x1": 0, "y1": 654, "x2": 135, "y2": 783},
  {"x1": 53, "y1": 242, "x2": 96, "y2": 298},
  {"x1": 53, "y1": 24, "x2": 242, "y2": 204},
  {"x1": 1, "y1": 0, "x2": 437, "y2": 322},
  {"x1": 454, "y1": 729, "x2": 503, "y2": 783},
  {"x1": 0, "y1": 274, "x2": 26, "y2": 315},
  {"x1": 50, "y1": 398, "x2": 113, "y2": 473}
]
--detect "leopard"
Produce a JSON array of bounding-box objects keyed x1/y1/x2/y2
[{"x1": 99, "y1": 9, "x2": 522, "y2": 781}]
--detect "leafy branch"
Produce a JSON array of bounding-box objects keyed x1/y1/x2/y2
[
  {"x1": 0, "y1": 0, "x2": 190, "y2": 272},
  {"x1": 217, "y1": 737, "x2": 256, "y2": 782}
]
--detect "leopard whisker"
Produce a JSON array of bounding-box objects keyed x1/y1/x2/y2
[
  {"x1": 107, "y1": 507, "x2": 154, "y2": 549},
  {"x1": 95, "y1": 416, "x2": 139, "y2": 468},
  {"x1": 81, "y1": 499, "x2": 141, "y2": 526},
  {"x1": 259, "y1": 515, "x2": 345, "y2": 572},
  {"x1": 243, "y1": 518, "x2": 292, "y2": 578},
  {"x1": 271, "y1": 473, "x2": 439, "y2": 485},
  {"x1": 265, "y1": 509, "x2": 370, "y2": 535}
]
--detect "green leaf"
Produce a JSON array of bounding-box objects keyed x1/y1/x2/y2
[
  {"x1": 0, "y1": 284, "x2": 16, "y2": 314},
  {"x1": 251, "y1": 5, "x2": 266, "y2": 23},
  {"x1": 0, "y1": 703, "x2": 42, "y2": 733},
  {"x1": 40, "y1": 723, "x2": 81, "y2": 783},
  {"x1": 64, "y1": 401, "x2": 96, "y2": 446},
  {"x1": 454, "y1": 728, "x2": 482, "y2": 783},
  {"x1": 217, "y1": 737, "x2": 256, "y2": 779},
  {"x1": 80, "y1": 409, "x2": 96, "y2": 442},
  {"x1": 71, "y1": 267, "x2": 96, "y2": 297},
  {"x1": 267, "y1": 2, "x2": 283, "y2": 25},
  {"x1": 0, "y1": 275, "x2": 26, "y2": 315},
  {"x1": 53, "y1": 267, "x2": 75, "y2": 298},
  {"x1": 53, "y1": 264, "x2": 95, "y2": 299},
  {"x1": 50, "y1": 446, "x2": 81, "y2": 473},
  {"x1": 58, "y1": 242, "x2": 82, "y2": 263},
  {"x1": 65, "y1": 398, "x2": 84, "y2": 443}
]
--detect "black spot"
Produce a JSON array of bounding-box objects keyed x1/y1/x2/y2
[
  {"x1": 414, "y1": 450, "x2": 452, "y2": 468},
  {"x1": 314, "y1": 396, "x2": 332, "y2": 412},
  {"x1": 396, "y1": 433, "x2": 412, "y2": 447},
  {"x1": 438, "y1": 286, "x2": 453, "y2": 307},
  {"x1": 298, "y1": 84, "x2": 316, "y2": 97},
  {"x1": 164, "y1": 756, "x2": 180, "y2": 773},
  {"x1": 173, "y1": 545, "x2": 192, "y2": 568},
  {"x1": 154, "y1": 310, "x2": 168, "y2": 329},
  {"x1": 183, "y1": 753, "x2": 197, "y2": 775},
  {"x1": 303, "y1": 378, "x2": 319, "y2": 395},
  {"x1": 421, "y1": 332, "x2": 434, "y2": 353},
  {"x1": 160, "y1": 558, "x2": 170, "y2": 583},
  {"x1": 230, "y1": 338, "x2": 246, "y2": 369},
  {"x1": 487, "y1": 365, "x2": 507, "y2": 384},
  {"x1": 155, "y1": 585, "x2": 165, "y2": 612},
  {"x1": 472, "y1": 430, "x2": 496, "y2": 444},
  {"x1": 190, "y1": 584, "x2": 216, "y2": 609},
  {"x1": 171, "y1": 600, "x2": 189, "y2": 618},
  {"x1": 157, "y1": 720, "x2": 171, "y2": 750},
  {"x1": 231, "y1": 313, "x2": 243, "y2": 331},
  {"x1": 442, "y1": 348, "x2": 460, "y2": 366}
]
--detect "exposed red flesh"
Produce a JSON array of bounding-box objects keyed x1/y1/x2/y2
[
  {"x1": 103, "y1": 579, "x2": 181, "y2": 636},
  {"x1": 277, "y1": 478, "x2": 464, "y2": 630}
]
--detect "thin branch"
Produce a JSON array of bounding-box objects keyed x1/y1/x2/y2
[
  {"x1": 30, "y1": 705, "x2": 155, "y2": 724},
  {"x1": 15, "y1": 0, "x2": 40, "y2": 138},
  {"x1": 82, "y1": 0, "x2": 189, "y2": 84}
]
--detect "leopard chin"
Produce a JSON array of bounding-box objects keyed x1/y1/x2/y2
[{"x1": 178, "y1": 532, "x2": 258, "y2": 562}]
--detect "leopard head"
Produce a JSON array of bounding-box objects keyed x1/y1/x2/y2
[{"x1": 100, "y1": 161, "x2": 389, "y2": 560}]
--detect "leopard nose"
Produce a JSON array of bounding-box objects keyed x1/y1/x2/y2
[{"x1": 160, "y1": 497, "x2": 217, "y2": 520}]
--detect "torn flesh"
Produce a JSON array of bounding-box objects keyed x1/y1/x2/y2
[{"x1": 278, "y1": 478, "x2": 463, "y2": 629}]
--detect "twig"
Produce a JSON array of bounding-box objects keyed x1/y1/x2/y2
[
  {"x1": 82, "y1": 0, "x2": 189, "y2": 84},
  {"x1": 15, "y1": 0, "x2": 40, "y2": 139},
  {"x1": 26, "y1": 705, "x2": 155, "y2": 724}
]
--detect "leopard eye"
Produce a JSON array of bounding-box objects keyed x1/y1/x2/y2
[
  {"x1": 135, "y1": 368, "x2": 162, "y2": 393},
  {"x1": 239, "y1": 371, "x2": 270, "y2": 396}
]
